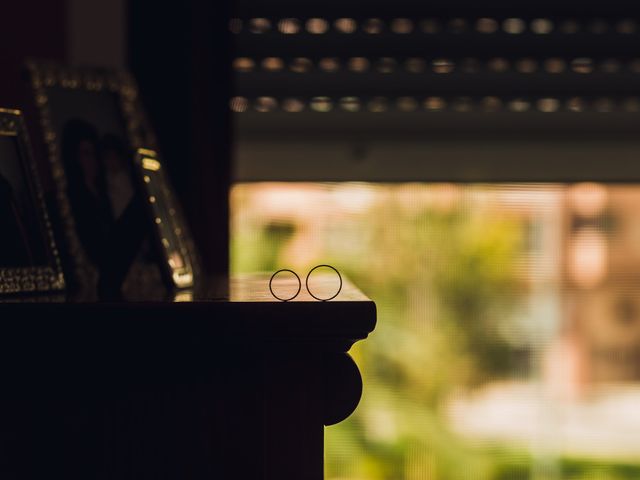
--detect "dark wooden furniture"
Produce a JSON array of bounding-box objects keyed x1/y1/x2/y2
[{"x1": 0, "y1": 275, "x2": 375, "y2": 479}]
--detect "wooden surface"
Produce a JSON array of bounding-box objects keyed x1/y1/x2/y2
[
  {"x1": 0, "y1": 273, "x2": 376, "y2": 343},
  {"x1": 230, "y1": 272, "x2": 370, "y2": 302},
  {"x1": 0, "y1": 274, "x2": 376, "y2": 479}
]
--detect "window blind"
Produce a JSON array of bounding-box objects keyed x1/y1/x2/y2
[{"x1": 231, "y1": 4, "x2": 640, "y2": 181}]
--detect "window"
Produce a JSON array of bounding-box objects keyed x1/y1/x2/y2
[{"x1": 231, "y1": 8, "x2": 640, "y2": 480}]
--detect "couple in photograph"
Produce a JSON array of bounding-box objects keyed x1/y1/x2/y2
[{"x1": 61, "y1": 118, "x2": 148, "y2": 294}]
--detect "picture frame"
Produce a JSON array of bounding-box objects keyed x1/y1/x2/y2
[
  {"x1": 0, "y1": 108, "x2": 65, "y2": 295},
  {"x1": 26, "y1": 61, "x2": 198, "y2": 297},
  {"x1": 135, "y1": 148, "x2": 194, "y2": 289}
]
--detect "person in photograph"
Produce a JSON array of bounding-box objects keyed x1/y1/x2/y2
[
  {"x1": 101, "y1": 134, "x2": 135, "y2": 220},
  {"x1": 61, "y1": 119, "x2": 147, "y2": 296},
  {"x1": 0, "y1": 172, "x2": 34, "y2": 267},
  {"x1": 100, "y1": 133, "x2": 159, "y2": 287},
  {"x1": 61, "y1": 119, "x2": 114, "y2": 265}
]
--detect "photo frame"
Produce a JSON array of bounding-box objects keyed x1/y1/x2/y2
[
  {"x1": 26, "y1": 61, "x2": 198, "y2": 297},
  {"x1": 135, "y1": 148, "x2": 194, "y2": 289},
  {"x1": 0, "y1": 108, "x2": 65, "y2": 295}
]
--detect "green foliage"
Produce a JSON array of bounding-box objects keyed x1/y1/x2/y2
[
  {"x1": 231, "y1": 220, "x2": 295, "y2": 272},
  {"x1": 231, "y1": 184, "x2": 640, "y2": 480}
]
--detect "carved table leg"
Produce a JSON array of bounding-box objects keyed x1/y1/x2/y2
[{"x1": 262, "y1": 346, "x2": 364, "y2": 480}]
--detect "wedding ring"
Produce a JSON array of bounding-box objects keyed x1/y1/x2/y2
[
  {"x1": 305, "y1": 264, "x2": 342, "y2": 301},
  {"x1": 269, "y1": 269, "x2": 301, "y2": 301}
]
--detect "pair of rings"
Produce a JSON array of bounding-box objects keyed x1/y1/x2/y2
[{"x1": 269, "y1": 264, "x2": 343, "y2": 302}]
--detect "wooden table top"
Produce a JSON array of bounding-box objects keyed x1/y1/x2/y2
[{"x1": 0, "y1": 274, "x2": 377, "y2": 345}]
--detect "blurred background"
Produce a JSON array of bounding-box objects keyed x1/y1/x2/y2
[
  {"x1": 232, "y1": 182, "x2": 640, "y2": 479},
  {"x1": 5, "y1": 1, "x2": 640, "y2": 478}
]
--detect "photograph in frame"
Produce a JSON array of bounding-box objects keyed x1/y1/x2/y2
[
  {"x1": 0, "y1": 108, "x2": 65, "y2": 295},
  {"x1": 26, "y1": 61, "x2": 198, "y2": 298}
]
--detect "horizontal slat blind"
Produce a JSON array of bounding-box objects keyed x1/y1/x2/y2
[{"x1": 231, "y1": 6, "x2": 640, "y2": 181}]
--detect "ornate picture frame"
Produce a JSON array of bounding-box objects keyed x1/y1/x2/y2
[
  {"x1": 135, "y1": 148, "x2": 194, "y2": 289},
  {"x1": 26, "y1": 61, "x2": 198, "y2": 297},
  {"x1": 0, "y1": 108, "x2": 65, "y2": 295}
]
